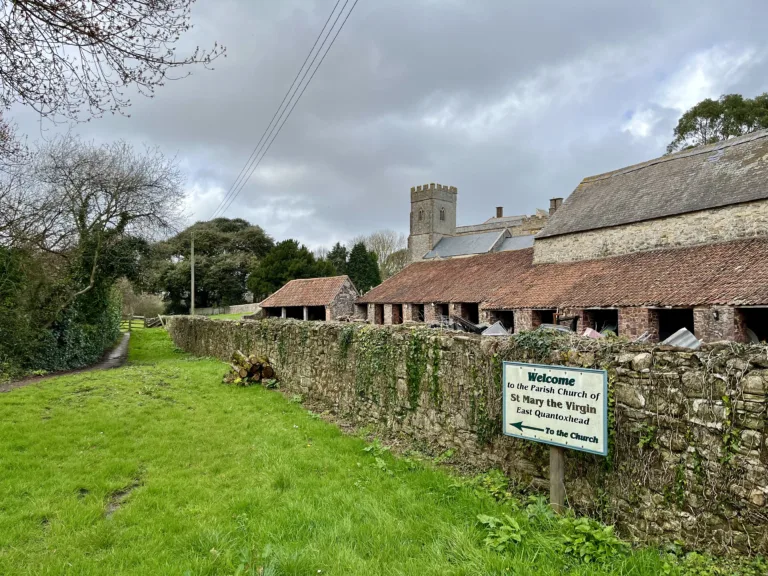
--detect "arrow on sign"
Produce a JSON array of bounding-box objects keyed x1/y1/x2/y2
[{"x1": 510, "y1": 421, "x2": 545, "y2": 433}]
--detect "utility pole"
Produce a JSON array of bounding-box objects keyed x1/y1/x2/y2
[{"x1": 190, "y1": 232, "x2": 195, "y2": 316}]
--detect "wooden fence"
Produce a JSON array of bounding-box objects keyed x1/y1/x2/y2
[{"x1": 120, "y1": 315, "x2": 165, "y2": 331}]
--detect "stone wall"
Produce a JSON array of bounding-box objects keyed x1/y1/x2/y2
[
  {"x1": 168, "y1": 317, "x2": 768, "y2": 555},
  {"x1": 328, "y1": 279, "x2": 359, "y2": 319},
  {"x1": 194, "y1": 303, "x2": 262, "y2": 316},
  {"x1": 534, "y1": 199, "x2": 768, "y2": 264},
  {"x1": 228, "y1": 303, "x2": 263, "y2": 314},
  {"x1": 454, "y1": 213, "x2": 548, "y2": 237},
  {"x1": 619, "y1": 308, "x2": 660, "y2": 341},
  {"x1": 694, "y1": 306, "x2": 747, "y2": 343}
]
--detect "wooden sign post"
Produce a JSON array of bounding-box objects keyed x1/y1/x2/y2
[
  {"x1": 549, "y1": 446, "x2": 565, "y2": 513},
  {"x1": 502, "y1": 362, "x2": 608, "y2": 512}
]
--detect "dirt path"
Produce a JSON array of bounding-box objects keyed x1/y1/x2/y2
[{"x1": 0, "y1": 333, "x2": 131, "y2": 393}]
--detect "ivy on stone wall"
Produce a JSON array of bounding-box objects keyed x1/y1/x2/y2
[
  {"x1": 430, "y1": 337, "x2": 442, "y2": 408},
  {"x1": 338, "y1": 325, "x2": 354, "y2": 364},
  {"x1": 405, "y1": 329, "x2": 428, "y2": 410},
  {"x1": 354, "y1": 326, "x2": 395, "y2": 402}
]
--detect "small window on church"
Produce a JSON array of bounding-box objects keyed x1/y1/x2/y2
[
  {"x1": 418, "y1": 209, "x2": 424, "y2": 222},
  {"x1": 439, "y1": 207, "x2": 445, "y2": 221}
]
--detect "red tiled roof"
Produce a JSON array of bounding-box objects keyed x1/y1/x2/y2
[
  {"x1": 260, "y1": 276, "x2": 353, "y2": 308},
  {"x1": 484, "y1": 238, "x2": 768, "y2": 309},
  {"x1": 357, "y1": 238, "x2": 768, "y2": 309},
  {"x1": 357, "y1": 250, "x2": 534, "y2": 304}
]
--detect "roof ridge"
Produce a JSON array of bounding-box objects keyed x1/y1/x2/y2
[
  {"x1": 285, "y1": 275, "x2": 348, "y2": 283},
  {"x1": 581, "y1": 129, "x2": 768, "y2": 184}
]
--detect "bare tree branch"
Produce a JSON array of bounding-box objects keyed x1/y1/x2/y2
[
  {"x1": 0, "y1": 0, "x2": 225, "y2": 120},
  {"x1": 1, "y1": 134, "x2": 185, "y2": 321}
]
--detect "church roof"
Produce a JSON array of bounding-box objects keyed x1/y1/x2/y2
[
  {"x1": 497, "y1": 235, "x2": 535, "y2": 252},
  {"x1": 424, "y1": 231, "x2": 505, "y2": 259},
  {"x1": 423, "y1": 232, "x2": 536, "y2": 260},
  {"x1": 539, "y1": 130, "x2": 768, "y2": 238}
]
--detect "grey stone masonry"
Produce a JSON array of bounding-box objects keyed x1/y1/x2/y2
[
  {"x1": 328, "y1": 277, "x2": 359, "y2": 319},
  {"x1": 534, "y1": 200, "x2": 768, "y2": 264}
]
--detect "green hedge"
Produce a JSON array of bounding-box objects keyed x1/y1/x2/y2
[
  {"x1": 0, "y1": 247, "x2": 123, "y2": 382},
  {"x1": 32, "y1": 288, "x2": 123, "y2": 373}
]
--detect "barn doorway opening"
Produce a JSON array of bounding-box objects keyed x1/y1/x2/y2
[{"x1": 658, "y1": 308, "x2": 694, "y2": 341}]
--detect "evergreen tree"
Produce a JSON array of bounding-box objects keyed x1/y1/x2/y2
[
  {"x1": 150, "y1": 218, "x2": 274, "y2": 313},
  {"x1": 327, "y1": 242, "x2": 348, "y2": 275},
  {"x1": 346, "y1": 242, "x2": 382, "y2": 293},
  {"x1": 247, "y1": 239, "x2": 335, "y2": 300}
]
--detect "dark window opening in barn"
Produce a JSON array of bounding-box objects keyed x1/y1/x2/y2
[
  {"x1": 265, "y1": 308, "x2": 281, "y2": 318},
  {"x1": 355, "y1": 304, "x2": 367, "y2": 319},
  {"x1": 494, "y1": 311, "x2": 514, "y2": 332},
  {"x1": 591, "y1": 309, "x2": 619, "y2": 335},
  {"x1": 740, "y1": 308, "x2": 768, "y2": 343},
  {"x1": 392, "y1": 304, "x2": 403, "y2": 325},
  {"x1": 307, "y1": 306, "x2": 326, "y2": 321},
  {"x1": 658, "y1": 308, "x2": 694, "y2": 341},
  {"x1": 464, "y1": 303, "x2": 480, "y2": 324},
  {"x1": 285, "y1": 307, "x2": 303, "y2": 320},
  {"x1": 439, "y1": 207, "x2": 445, "y2": 221},
  {"x1": 533, "y1": 309, "x2": 555, "y2": 328},
  {"x1": 374, "y1": 304, "x2": 384, "y2": 325},
  {"x1": 437, "y1": 303, "x2": 449, "y2": 319},
  {"x1": 412, "y1": 304, "x2": 425, "y2": 322}
]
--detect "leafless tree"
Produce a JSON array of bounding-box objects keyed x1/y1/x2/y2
[
  {"x1": 313, "y1": 246, "x2": 329, "y2": 260},
  {"x1": 356, "y1": 229, "x2": 408, "y2": 279},
  {"x1": 0, "y1": 115, "x2": 33, "y2": 245},
  {"x1": 0, "y1": 171, "x2": 33, "y2": 246},
  {"x1": 0, "y1": 0, "x2": 225, "y2": 120},
  {"x1": 9, "y1": 135, "x2": 185, "y2": 318}
]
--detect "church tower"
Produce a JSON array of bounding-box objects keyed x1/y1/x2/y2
[{"x1": 407, "y1": 183, "x2": 457, "y2": 262}]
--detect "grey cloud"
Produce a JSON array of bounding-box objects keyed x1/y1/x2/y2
[{"x1": 9, "y1": 0, "x2": 768, "y2": 247}]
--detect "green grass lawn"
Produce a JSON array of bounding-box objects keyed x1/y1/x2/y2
[
  {"x1": 206, "y1": 313, "x2": 249, "y2": 320},
  {"x1": 0, "y1": 330, "x2": 749, "y2": 575}
]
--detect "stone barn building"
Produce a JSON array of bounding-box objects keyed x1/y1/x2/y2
[
  {"x1": 360, "y1": 130, "x2": 768, "y2": 342},
  {"x1": 260, "y1": 276, "x2": 359, "y2": 321}
]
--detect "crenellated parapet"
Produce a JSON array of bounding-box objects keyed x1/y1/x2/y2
[{"x1": 410, "y1": 183, "x2": 458, "y2": 193}]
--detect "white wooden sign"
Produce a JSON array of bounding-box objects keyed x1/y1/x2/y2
[{"x1": 502, "y1": 362, "x2": 608, "y2": 456}]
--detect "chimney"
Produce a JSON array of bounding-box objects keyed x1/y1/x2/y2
[
  {"x1": 496, "y1": 206, "x2": 503, "y2": 218},
  {"x1": 549, "y1": 198, "x2": 563, "y2": 215}
]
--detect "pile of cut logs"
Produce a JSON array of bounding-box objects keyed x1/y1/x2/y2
[{"x1": 223, "y1": 350, "x2": 276, "y2": 386}]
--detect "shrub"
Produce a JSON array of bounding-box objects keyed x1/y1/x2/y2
[
  {"x1": 558, "y1": 516, "x2": 628, "y2": 564},
  {"x1": 477, "y1": 514, "x2": 526, "y2": 552},
  {"x1": 31, "y1": 286, "x2": 122, "y2": 372},
  {"x1": 116, "y1": 278, "x2": 164, "y2": 318}
]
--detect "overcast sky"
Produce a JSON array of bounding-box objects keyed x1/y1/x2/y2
[{"x1": 10, "y1": 0, "x2": 768, "y2": 249}]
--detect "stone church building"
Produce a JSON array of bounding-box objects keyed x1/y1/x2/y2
[
  {"x1": 360, "y1": 130, "x2": 768, "y2": 343},
  {"x1": 407, "y1": 183, "x2": 551, "y2": 263}
]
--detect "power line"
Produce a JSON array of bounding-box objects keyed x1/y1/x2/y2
[
  {"x1": 216, "y1": 0, "x2": 360, "y2": 218},
  {"x1": 218, "y1": 0, "x2": 355, "y2": 217},
  {"x1": 211, "y1": 0, "x2": 343, "y2": 219}
]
